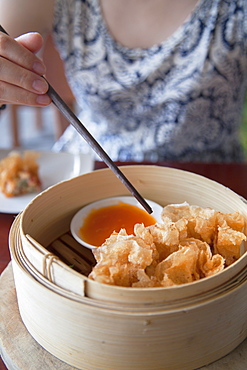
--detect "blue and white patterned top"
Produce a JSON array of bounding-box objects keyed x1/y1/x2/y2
[{"x1": 53, "y1": 0, "x2": 247, "y2": 162}]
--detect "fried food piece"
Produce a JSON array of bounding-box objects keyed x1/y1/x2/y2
[
  {"x1": 0, "y1": 151, "x2": 41, "y2": 197},
  {"x1": 153, "y1": 238, "x2": 225, "y2": 287},
  {"x1": 162, "y1": 202, "x2": 217, "y2": 244},
  {"x1": 148, "y1": 219, "x2": 187, "y2": 261},
  {"x1": 155, "y1": 241, "x2": 200, "y2": 286},
  {"x1": 89, "y1": 203, "x2": 246, "y2": 287},
  {"x1": 89, "y1": 227, "x2": 156, "y2": 286},
  {"x1": 216, "y1": 211, "x2": 245, "y2": 231},
  {"x1": 215, "y1": 221, "x2": 246, "y2": 265},
  {"x1": 181, "y1": 238, "x2": 225, "y2": 278}
]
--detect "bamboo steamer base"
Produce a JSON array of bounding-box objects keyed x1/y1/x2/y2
[
  {"x1": 1, "y1": 263, "x2": 247, "y2": 370},
  {"x1": 8, "y1": 166, "x2": 247, "y2": 370},
  {"x1": 0, "y1": 263, "x2": 74, "y2": 370},
  {"x1": 9, "y1": 216, "x2": 247, "y2": 370}
]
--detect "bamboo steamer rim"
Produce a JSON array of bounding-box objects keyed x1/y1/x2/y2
[{"x1": 19, "y1": 165, "x2": 247, "y2": 304}]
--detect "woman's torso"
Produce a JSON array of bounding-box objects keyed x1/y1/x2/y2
[{"x1": 53, "y1": 0, "x2": 247, "y2": 162}]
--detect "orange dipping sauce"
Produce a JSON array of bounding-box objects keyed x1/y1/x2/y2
[{"x1": 79, "y1": 202, "x2": 157, "y2": 247}]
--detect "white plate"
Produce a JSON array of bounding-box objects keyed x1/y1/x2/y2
[
  {"x1": 70, "y1": 196, "x2": 163, "y2": 249},
  {"x1": 0, "y1": 150, "x2": 94, "y2": 214}
]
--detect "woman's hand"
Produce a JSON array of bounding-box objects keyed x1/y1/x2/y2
[{"x1": 0, "y1": 31, "x2": 51, "y2": 107}]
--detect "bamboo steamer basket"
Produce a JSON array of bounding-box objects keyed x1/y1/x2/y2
[{"x1": 9, "y1": 165, "x2": 247, "y2": 370}]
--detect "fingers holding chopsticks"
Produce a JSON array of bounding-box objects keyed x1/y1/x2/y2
[{"x1": 0, "y1": 31, "x2": 51, "y2": 106}]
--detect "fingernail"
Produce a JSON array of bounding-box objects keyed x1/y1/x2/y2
[
  {"x1": 36, "y1": 94, "x2": 51, "y2": 106},
  {"x1": 32, "y1": 79, "x2": 48, "y2": 93},
  {"x1": 33, "y1": 61, "x2": 46, "y2": 75}
]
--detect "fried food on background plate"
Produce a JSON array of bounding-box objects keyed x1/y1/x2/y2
[{"x1": 0, "y1": 151, "x2": 41, "y2": 197}]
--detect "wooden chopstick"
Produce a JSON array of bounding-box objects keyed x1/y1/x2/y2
[
  {"x1": 47, "y1": 84, "x2": 152, "y2": 213},
  {"x1": 0, "y1": 25, "x2": 152, "y2": 214}
]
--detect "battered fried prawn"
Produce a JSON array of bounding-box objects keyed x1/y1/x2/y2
[{"x1": 89, "y1": 203, "x2": 246, "y2": 287}]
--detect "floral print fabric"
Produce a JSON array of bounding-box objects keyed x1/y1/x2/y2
[{"x1": 53, "y1": 0, "x2": 247, "y2": 162}]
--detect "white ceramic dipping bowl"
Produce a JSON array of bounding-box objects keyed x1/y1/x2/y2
[{"x1": 70, "y1": 196, "x2": 163, "y2": 249}]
